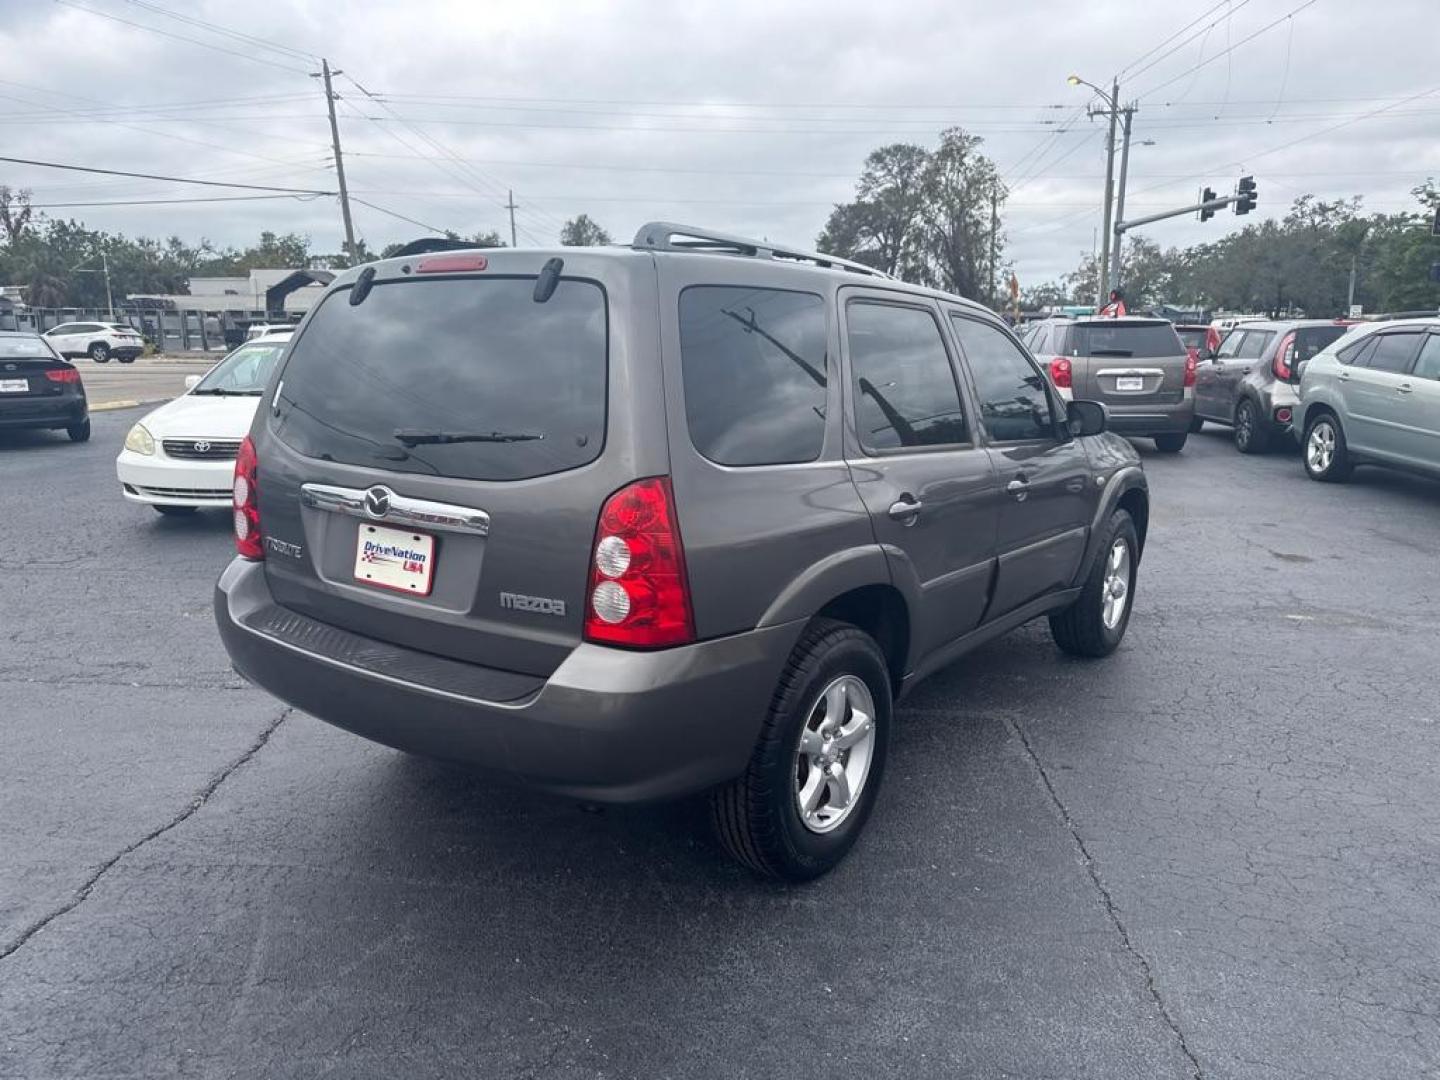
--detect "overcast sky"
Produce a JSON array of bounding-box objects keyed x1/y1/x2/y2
[{"x1": 2, "y1": 0, "x2": 1436, "y2": 285}]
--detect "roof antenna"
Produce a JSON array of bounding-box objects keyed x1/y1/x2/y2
[
  {"x1": 533, "y1": 257, "x2": 563, "y2": 303},
  {"x1": 349, "y1": 266, "x2": 376, "y2": 306}
]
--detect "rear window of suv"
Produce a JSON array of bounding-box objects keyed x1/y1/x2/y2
[
  {"x1": 272, "y1": 277, "x2": 607, "y2": 482},
  {"x1": 1069, "y1": 322, "x2": 1183, "y2": 358}
]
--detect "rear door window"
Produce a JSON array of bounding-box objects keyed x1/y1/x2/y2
[
  {"x1": 1367, "y1": 331, "x2": 1423, "y2": 374},
  {"x1": 272, "y1": 277, "x2": 607, "y2": 482},
  {"x1": 1235, "y1": 331, "x2": 1275, "y2": 360},
  {"x1": 847, "y1": 301, "x2": 968, "y2": 451},
  {"x1": 678, "y1": 286, "x2": 827, "y2": 466},
  {"x1": 1338, "y1": 335, "x2": 1378, "y2": 367},
  {"x1": 1071, "y1": 323, "x2": 1183, "y2": 358}
]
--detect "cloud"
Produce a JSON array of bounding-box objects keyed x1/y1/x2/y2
[{"x1": 1, "y1": 0, "x2": 1435, "y2": 285}]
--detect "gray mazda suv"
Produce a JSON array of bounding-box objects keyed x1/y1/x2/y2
[{"x1": 215, "y1": 224, "x2": 1149, "y2": 880}]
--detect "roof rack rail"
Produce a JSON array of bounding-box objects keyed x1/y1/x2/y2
[{"x1": 631, "y1": 221, "x2": 892, "y2": 280}]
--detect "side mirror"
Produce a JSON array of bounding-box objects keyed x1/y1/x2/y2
[
  {"x1": 184, "y1": 375, "x2": 202, "y2": 391},
  {"x1": 1066, "y1": 399, "x2": 1108, "y2": 438}
]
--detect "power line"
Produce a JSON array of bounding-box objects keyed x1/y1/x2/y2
[
  {"x1": 0, "y1": 155, "x2": 333, "y2": 194},
  {"x1": 374, "y1": 91, "x2": 1071, "y2": 112},
  {"x1": 28, "y1": 193, "x2": 325, "y2": 209},
  {"x1": 118, "y1": 0, "x2": 319, "y2": 63},
  {"x1": 51, "y1": 0, "x2": 313, "y2": 74},
  {"x1": 1136, "y1": 0, "x2": 1322, "y2": 99},
  {"x1": 1115, "y1": 0, "x2": 1249, "y2": 79},
  {"x1": 348, "y1": 197, "x2": 446, "y2": 235}
]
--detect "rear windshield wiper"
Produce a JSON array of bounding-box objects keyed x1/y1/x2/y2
[{"x1": 393, "y1": 428, "x2": 544, "y2": 446}]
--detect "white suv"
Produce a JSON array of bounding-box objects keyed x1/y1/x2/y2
[{"x1": 43, "y1": 321, "x2": 146, "y2": 363}]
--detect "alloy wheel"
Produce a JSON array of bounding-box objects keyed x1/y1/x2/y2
[
  {"x1": 793, "y1": 675, "x2": 877, "y2": 834},
  {"x1": 1102, "y1": 538, "x2": 1132, "y2": 630},
  {"x1": 1307, "y1": 420, "x2": 1335, "y2": 475}
]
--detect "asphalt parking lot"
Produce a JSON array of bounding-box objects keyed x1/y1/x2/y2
[
  {"x1": 2, "y1": 411, "x2": 1438, "y2": 1079},
  {"x1": 78, "y1": 356, "x2": 217, "y2": 409}
]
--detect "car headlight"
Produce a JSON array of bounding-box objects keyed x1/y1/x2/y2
[{"x1": 124, "y1": 423, "x2": 155, "y2": 455}]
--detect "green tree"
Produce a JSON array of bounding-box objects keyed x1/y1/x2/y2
[
  {"x1": 818, "y1": 143, "x2": 929, "y2": 276},
  {"x1": 559, "y1": 215, "x2": 612, "y2": 246},
  {"x1": 920, "y1": 128, "x2": 1005, "y2": 301}
]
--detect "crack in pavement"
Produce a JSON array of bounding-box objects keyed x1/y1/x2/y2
[
  {"x1": 0, "y1": 707, "x2": 291, "y2": 964},
  {"x1": 1004, "y1": 714, "x2": 1206, "y2": 1080}
]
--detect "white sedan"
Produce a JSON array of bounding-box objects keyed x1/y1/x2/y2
[{"x1": 116, "y1": 332, "x2": 291, "y2": 515}]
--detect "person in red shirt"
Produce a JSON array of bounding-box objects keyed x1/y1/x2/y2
[{"x1": 1098, "y1": 288, "x2": 1127, "y2": 318}]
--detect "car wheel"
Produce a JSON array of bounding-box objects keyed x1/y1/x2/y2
[
  {"x1": 1049, "y1": 509, "x2": 1139, "y2": 659},
  {"x1": 1234, "y1": 398, "x2": 1269, "y2": 454},
  {"x1": 1188, "y1": 414, "x2": 1205, "y2": 433},
  {"x1": 66, "y1": 419, "x2": 90, "y2": 443},
  {"x1": 1153, "y1": 433, "x2": 1187, "y2": 453},
  {"x1": 1302, "y1": 411, "x2": 1353, "y2": 482},
  {"x1": 89, "y1": 343, "x2": 110, "y2": 363},
  {"x1": 117, "y1": 354, "x2": 136, "y2": 365},
  {"x1": 710, "y1": 618, "x2": 891, "y2": 881}
]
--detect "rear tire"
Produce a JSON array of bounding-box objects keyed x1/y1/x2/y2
[
  {"x1": 118, "y1": 355, "x2": 136, "y2": 365},
  {"x1": 66, "y1": 419, "x2": 90, "y2": 442},
  {"x1": 1049, "y1": 509, "x2": 1138, "y2": 659},
  {"x1": 1153, "y1": 433, "x2": 1187, "y2": 453},
  {"x1": 89, "y1": 343, "x2": 110, "y2": 363},
  {"x1": 1302, "y1": 411, "x2": 1353, "y2": 482},
  {"x1": 1188, "y1": 414, "x2": 1205, "y2": 433},
  {"x1": 1234, "y1": 398, "x2": 1269, "y2": 454},
  {"x1": 710, "y1": 618, "x2": 891, "y2": 882},
  {"x1": 152, "y1": 505, "x2": 197, "y2": 516}
]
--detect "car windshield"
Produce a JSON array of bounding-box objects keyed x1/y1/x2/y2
[{"x1": 192, "y1": 340, "x2": 288, "y2": 395}]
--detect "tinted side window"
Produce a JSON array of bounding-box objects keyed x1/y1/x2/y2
[
  {"x1": 1368, "y1": 332, "x2": 1422, "y2": 374},
  {"x1": 847, "y1": 302, "x2": 967, "y2": 451},
  {"x1": 1235, "y1": 331, "x2": 1274, "y2": 360},
  {"x1": 678, "y1": 286, "x2": 827, "y2": 466},
  {"x1": 1412, "y1": 334, "x2": 1440, "y2": 381},
  {"x1": 1216, "y1": 331, "x2": 1245, "y2": 359},
  {"x1": 951, "y1": 315, "x2": 1055, "y2": 442},
  {"x1": 1338, "y1": 336, "x2": 1377, "y2": 367},
  {"x1": 1029, "y1": 326, "x2": 1051, "y2": 354}
]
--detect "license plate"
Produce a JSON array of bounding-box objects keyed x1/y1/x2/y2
[
  {"x1": 1115, "y1": 376, "x2": 1145, "y2": 391},
  {"x1": 0, "y1": 378, "x2": 27, "y2": 393},
  {"x1": 354, "y1": 523, "x2": 436, "y2": 596}
]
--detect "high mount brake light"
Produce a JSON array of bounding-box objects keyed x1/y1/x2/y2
[
  {"x1": 233, "y1": 435, "x2": 263, "y2": 560},
  {"x1": 416, "y1": 254, "x2": 489, "y2": 274},
  {"x1": 584, "y1": 477, "x2": 694, "y2": 649}
]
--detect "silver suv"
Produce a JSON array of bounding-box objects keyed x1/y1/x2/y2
[
  {"x1": 1296, "y1": 318, "x2": 1440, "y2": 483},
  {"x1": 1021, "y1": 315, "x2": 1195, "y2": 452},
  {"x1": 215, "y1": 224, "x2": 1150, "y2": 880}
]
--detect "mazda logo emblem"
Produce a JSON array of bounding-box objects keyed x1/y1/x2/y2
[
  {"x1": 193, "y1": 440, "x2": 211, "y2": 454},
  {"x1": 364, "y1": 486, "x2": 393, "y2": 518}
]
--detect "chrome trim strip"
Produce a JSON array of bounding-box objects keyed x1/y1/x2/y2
[
  {"x1": 300, "y1": 482, "x2": 491, "y2": 537},
  {"x1": 1095, "y1": 367, "x2": 1165, "y2": 377}
]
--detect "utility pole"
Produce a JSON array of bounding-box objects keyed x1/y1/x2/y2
[
  {"x1": 1111, "y1": 104, "x2": 1136, "y2": 289},
  {"x1": 987, "y1": 182, "x2": 998, "y2": 309},
  {"x1": 505, "y1": 190, "x2": 518, "y2": 247},
  {"x1": 314, "y1": 58, "x2": 356, "y2": 261},
  {"x1": 1347, "y1": 253, "x2": 1358, "y2": 312},
  {"x1": 1096, "y1": 78, "x2": 1120, "y2": 308},
  {"x1": 100, "y1": 249, "x2": 113, "y2": 319}
]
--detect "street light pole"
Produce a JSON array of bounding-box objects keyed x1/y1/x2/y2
[
  {"x1": 1112, "y1": 105, "x2": 1134, "y2": 289},
  {"x1": 1070, "y1": 75, "x2": 1140, "y2": 308},
  {"x1": 1097, "y1": 78, "x2": 1119, "y2": 308}
]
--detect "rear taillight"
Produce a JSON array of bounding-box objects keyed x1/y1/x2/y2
[
  {"x1": 584, "y1": 477, "x2": 694, "y2": 649},
  {"x1": 44, "y1": 368, "x2": 80, "y2": 383},
  {"x1": 1185, "y1": 344, "x2": 1200, "y2": 365},
  {"x1": 233, "y1": 435, "x2": 263, "y2": 560},
  {"x1": 1184, "y1": 352, "x2": 1197, "y2": 388},
  {"x1": 1049, "y1": 356, "x2": 1073, "y2": 389},
  {"x1": 1272, "y1": 331, "x2": 1296, "y2": 381}
]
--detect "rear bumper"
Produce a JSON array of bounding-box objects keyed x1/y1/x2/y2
[
  {"x1": 1104, "y1": 395, "x2": 1194, "y2": 436},
  {"x1": 117, "y1": 450, "x2": 234, "y2": 506},
  {"x1": 0, "y1": 396, "x2": 86, "y2": 429},
  {"x1": 214, "y1": 557, "x2": 802, "y2": 802}
]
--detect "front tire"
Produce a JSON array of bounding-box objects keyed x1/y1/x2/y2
[
  {"x1": 1302, "y1": 411, "x2": 1353, "y2": 482},
  {"x1": 1234, "y1": 398, "x2": 1269, "y2": 454},
  {"x1": 1050, "y1": 509, "x2": 1138, "y2": 658},
  {"x1": 1188, "y1": 414, "x2": 1205, "y2": 433},
  {"x1": 1153, "y1": 433, "x2": 1187, "y2": 453},
  {"x1": 89, "y1": 343, "x2": 110, "y2": 363},
  {"x1": 117, "y1": 354, "x2": 136, "y2": 365},
  {"x1": 710, "y1": 618, "x2": 891, "y2": 881},
  {"x1": 66, "y1": 419, "x2": 90, "y2": 442}
]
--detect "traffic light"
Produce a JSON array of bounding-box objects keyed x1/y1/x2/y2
[
  {"x1": 1235, "y1": 175, "x2": 1258, "y2": 215},
  {"x1": 1199, "y1": 187, "x2": 1217, "y2": 222}
]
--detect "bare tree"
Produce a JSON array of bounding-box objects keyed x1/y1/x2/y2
[{"x1": 0, "y1": 187, "x2": 35, "y2": 245}]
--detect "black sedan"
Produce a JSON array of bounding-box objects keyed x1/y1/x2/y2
[{"x1": 0, "y1": 331, "x2": 90, "y2": 442}]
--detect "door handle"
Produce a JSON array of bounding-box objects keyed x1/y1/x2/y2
[
  {"x1": 887, "y1": 497, "x2": 923, "y2": 524},
  {"x1": 1006, "y1": 478, "x2": 1030, "y2": 502},
  {"x1": 1338, "y1": 371, "x2": 1351, "y2": 382},
  {"x1": 1397, "y1": 383, "x2": 1414, "y2": 394}
]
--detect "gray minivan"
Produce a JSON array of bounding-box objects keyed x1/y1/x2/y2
[
  {"x1": 1022, "y1": 315, "x2": 1195, "y2": 452},
  {"x1": 215, "y1": 224, "x2": 1150, "y2": 879}
]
